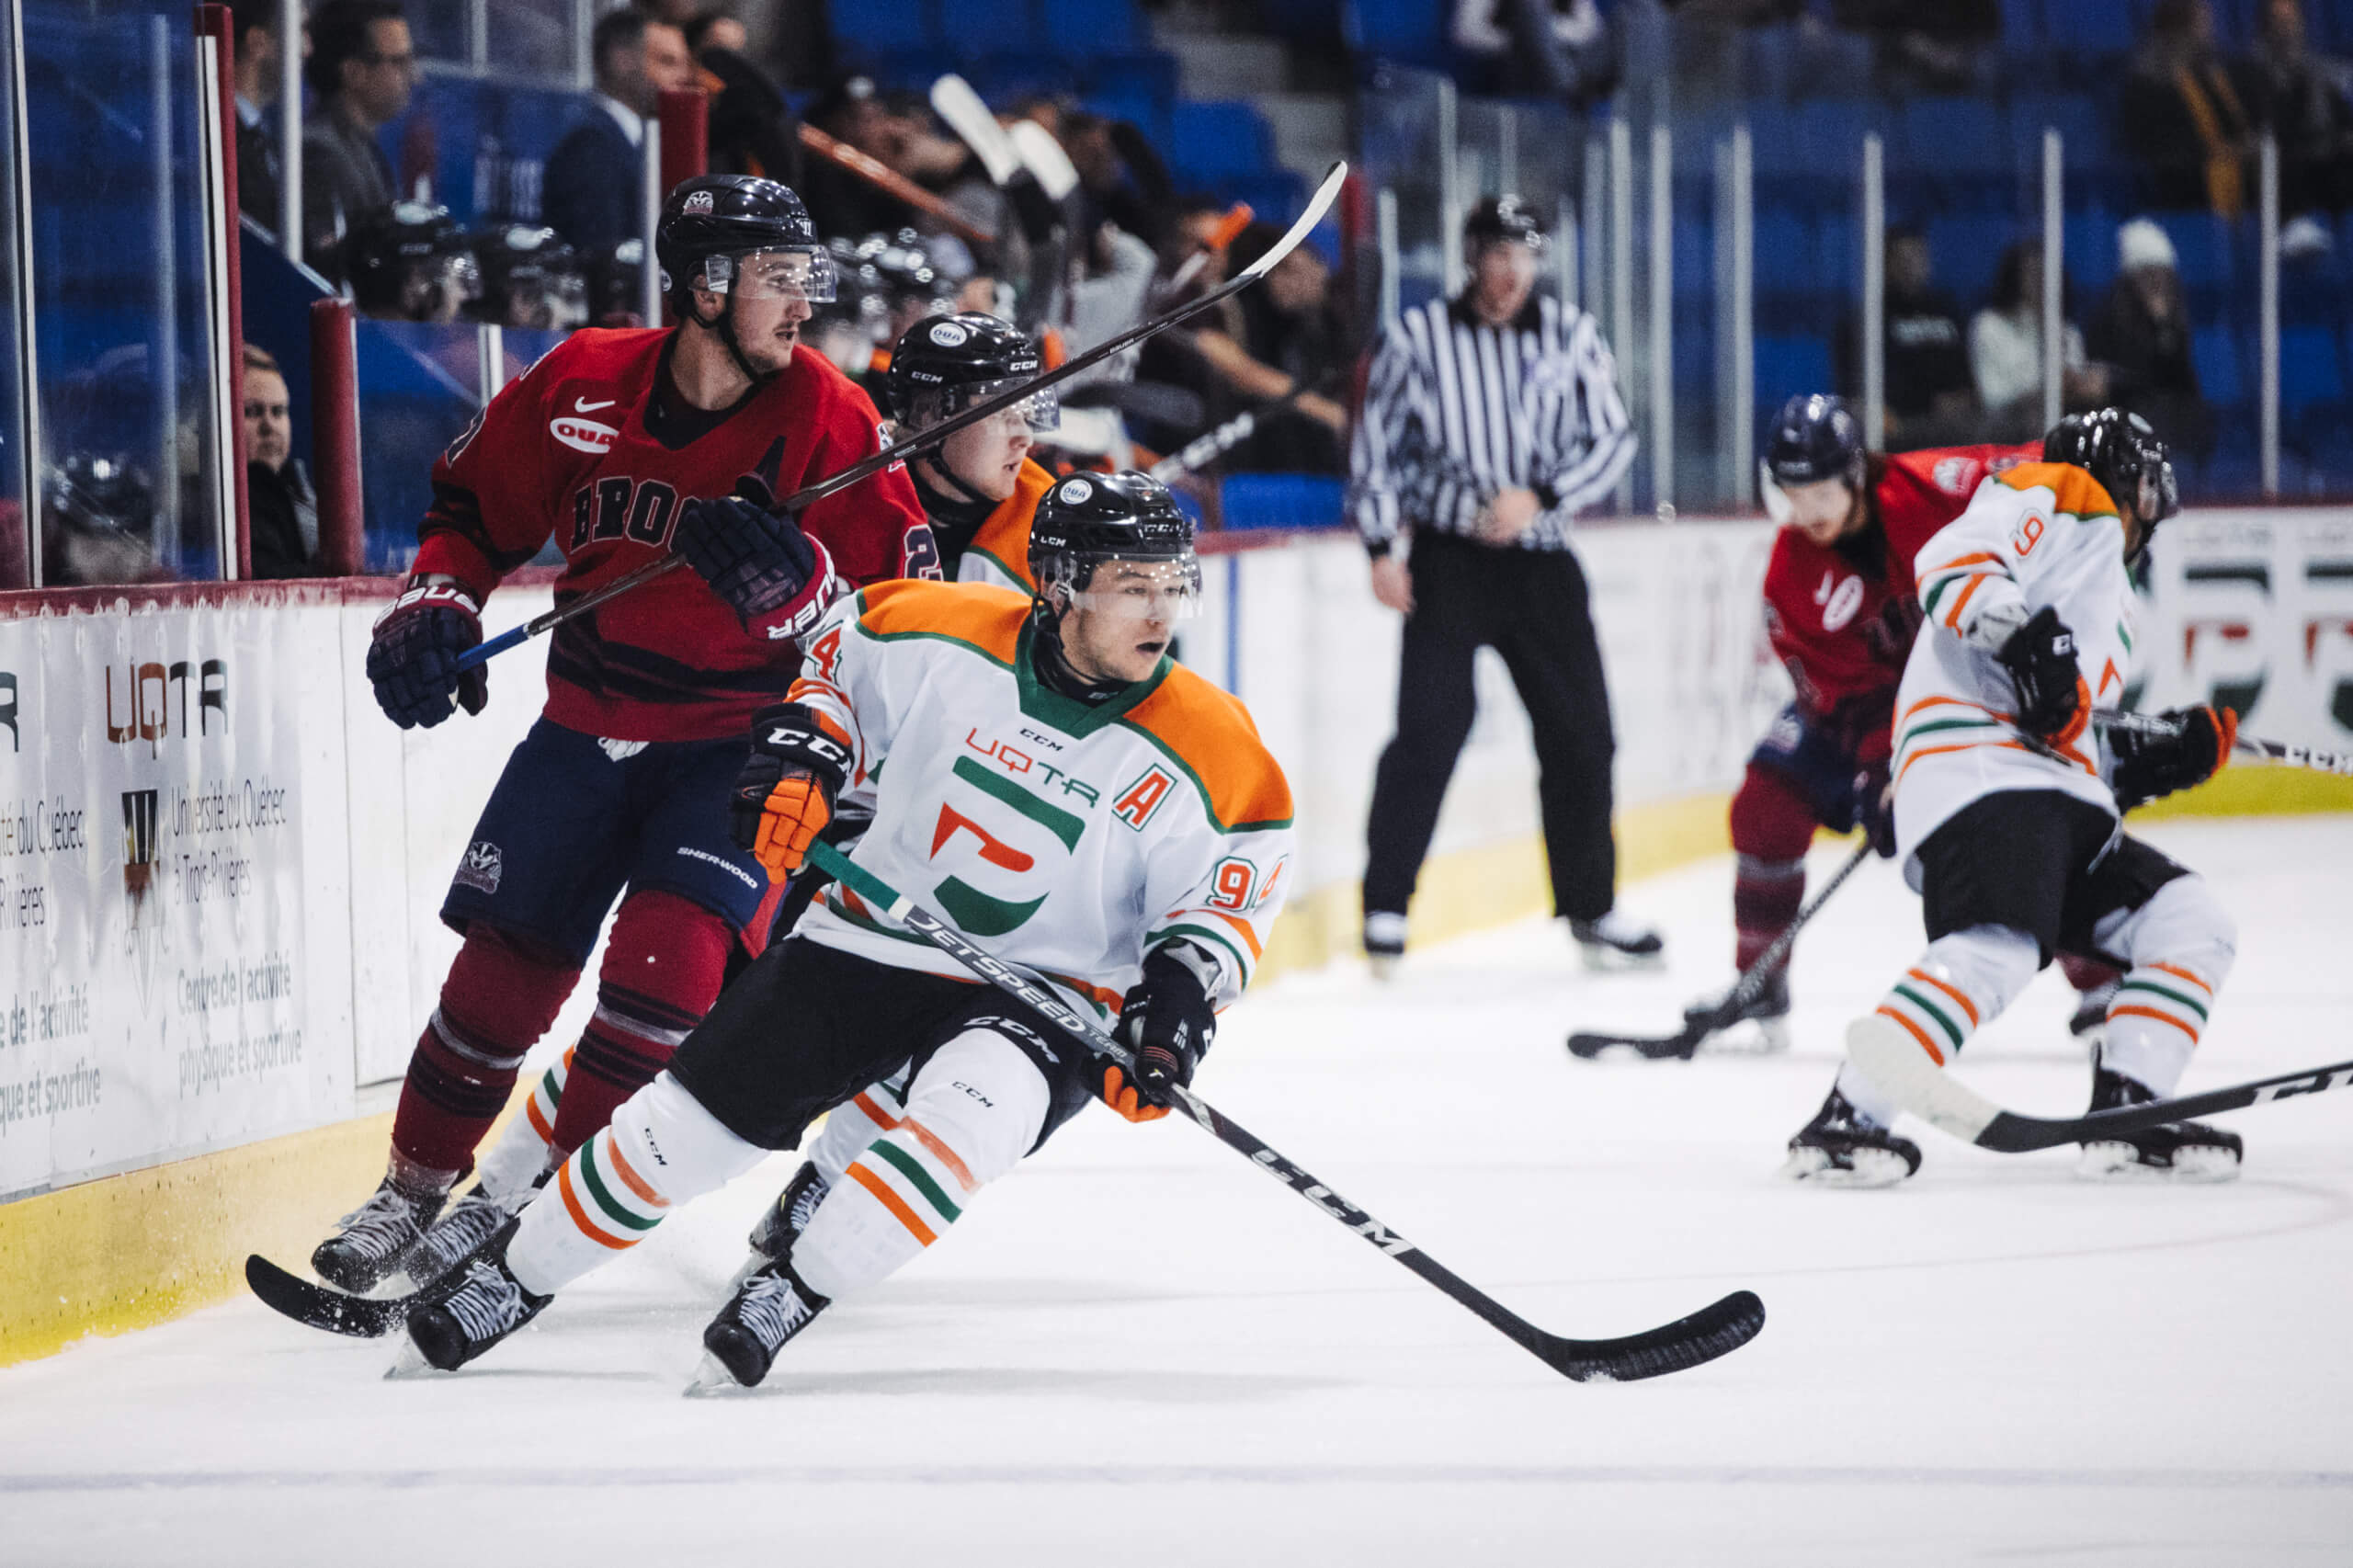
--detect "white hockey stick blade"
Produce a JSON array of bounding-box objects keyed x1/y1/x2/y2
[
  {"x1": 1008, "y1": 118, "x2": 1080, "y2": 200},
  {"x1": 930, "y1": 74, "x2": 1021, "y2": 187},
  {"x1": 1238, "y1": 164, "x2": 1347, "y2": 283},
  {"x1": 1846, "y1": 1013, "x2": 2002, "y2": 1143}
]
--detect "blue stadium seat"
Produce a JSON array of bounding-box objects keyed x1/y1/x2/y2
[
  {"x1": 1796, "y1": 100, "x2": 1873, "y2": 176},
  {"x1": 1674, "y1": 200, "x2": 1713, "y2": 299},
  {"x1": 2064, "y1": 212, "x2": 2123, "y2": 292},
  {"x1": 1348, "y1": 0, "x2": 1449, "y2": 65},
  {"x1": 2003, "y1": 0, "x2": 2043, "y2": 51},
  {"x1": 2280, "y1": 324, "x2": 2347, "y2": 411},
  {"x1": 956, "y1": 0, "x2": 1042, "y2": 58},
  {"x1": 1928, "y1": 214, "x2": 2024, "y2": 309},
  {"x1": 1220, "y1": 474, "x2": 1345, "y2": 531},
  {"x1": 832, "y1": 0, "x2": 935, "y2": 56},
  {"x1": 1756, "y1": 334, "x2": 1836, "y2": 414},
  {"x1": 2194, "y1": 326, "x2": 2246, "y2": 410},
  {"x1": 1085, "y1": 51, "x2": 1177, "y2": 100},
  {"x1": 2046, "y1": 0, "x2": 2140, "y2": 51},
  {"x1": 2012, "y1": 97, "x2": 2109, "y2": 169},
  {"x1": 1753, "y1": 209, "x2": 1813, "y2": 291},
  {"x1": 1224, "y1": 171, "x2": 1309, "y2": 222},
  {"x1": 1082, "y1": 89, "x2": 1168, "y2": 149},
  {"x1": 1167, "y1": 100, "x2": 1275, "y2": 184},
  {"x1": 1745, "y1": 105, "x2": 1803, "y2": 176},
  {"x1": 1900, "y1": 98, "x2": 2011, "y2": 176},
  {"x1": 1815, "y1": 213, "x2": 1859, "y2": 295},
  {"x1": 1041, "y1": 0, "x2": 1140, "y2": 52}
]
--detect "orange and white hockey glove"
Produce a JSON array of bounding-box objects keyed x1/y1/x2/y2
[
  {"x1": 729, "y1": 703, "x2": 852, "y2": 883},
  {"x1": 1097, "y1": 1064, "x2": 1171, "y2": 1123}
]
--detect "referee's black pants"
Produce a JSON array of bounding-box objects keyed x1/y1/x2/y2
[{"x1": 1364, "y1": 530, "x2": 1619, "y2": 925}]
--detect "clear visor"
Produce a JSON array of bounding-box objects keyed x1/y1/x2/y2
[
  {"x1": 2141, "y1": 460, "x2": 2179, "y2": 525},
  {"x1": 1063, "y1": 557, "x2": 1203, "y2": 623},
  {"x1": 945, "y1": 375, "x2": 1059, "y2": 434},
  {"x1": 704, "y1": 246, "x2": 839, "y2": 303}
]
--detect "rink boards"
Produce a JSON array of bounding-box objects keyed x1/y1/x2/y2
[{"x1": 3, "y1": 506, "x2": 2350, "y2": 1362}]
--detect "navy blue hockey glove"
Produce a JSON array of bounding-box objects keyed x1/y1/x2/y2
[
  {"x1": 1996, "y1": 606, "x2": 2091, "y2": 747},
  {"x1": 366, "y1": 580, "x2": 487, "y2": 729},
  {"x1": 729, "y1": 702, "x2": 855, "y2": 881},
  {"x1": 2111, "y1": 705, "x2": 2235, "y2": 811},
  {"x1": 1105, "y1": 946, "x2": 1218, "y2": 1120},
  {"x1": 674, "y1": 482, "x2": 835, "y2": 641},
  {"x1": 1853, "y1": 759, "x2": 1896, "y2": 858}
]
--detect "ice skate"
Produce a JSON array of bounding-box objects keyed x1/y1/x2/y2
[
  {"x1": 1782, "y1": 1087, "x2": 1921, "y2": 1187},
  {"x1": 2075, "y1": 1063, "x2": 2243, "y2": 1182},
  {"x1": 1363, "y1": 912, "x2": 1407, "y2": 982},
  {"x1": 406, "y1": 1175, "x2": 544, "y2": 1288},
  {"x1": 310, "y1": 1176, "x2": 445, "y2": 1294},
  {"x1": 731, "y1": 1162, "x2": 832, "y2": 1290},
  {"x1": 402, "y1": 1221, "x2": 550, "y2": 1372},
  {"x1": 700, "y1": 1258, "x2": 831, "y2": 1389},
  {"x1": 1571, "y1": 911, "x2": 1665, "y2": 971},
  {"x1": 1683, "y1": 968, "x2": 1791, "y2": 1054}
]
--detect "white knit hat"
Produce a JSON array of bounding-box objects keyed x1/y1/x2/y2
[{"x1": 2118, "y1": 217, "x2": 2179, "y2": 273}]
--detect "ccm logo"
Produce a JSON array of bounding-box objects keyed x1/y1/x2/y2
[{"x1": 549, "y1": 415, "x2": 620, "y2": 453}]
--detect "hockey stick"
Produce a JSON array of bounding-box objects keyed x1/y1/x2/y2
[
  {"x1": 1147, "y1": 369, "x2": 1342, "y2": 483},
  {"x1": 1162, "y1": 201, "x2": 1254, "y2": 300},
  {"x1": 803, "y1": 839, "x2": 1765, "y2": 1382},
  {"x1": 1566, "y1": 837, "x2": 1876, "y2": 1062},
  {"x1": 795, "y1": 121, "x2": 994, "y2": 246},
  {"x1": 1848, "y1": 1021, "x2": 2353, "y2": 1153},
  {"x1": 244, "y1": 1254, "x2": 408, "y2": 1337},
  {"x1": 2095, "y1": 709, "x2": 2353, "y2": 777},
  {"x1": 454, "y1": 161, "x2": 1350, "y2": 674}
]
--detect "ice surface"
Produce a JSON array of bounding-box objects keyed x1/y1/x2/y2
[{"x1": 3, "y1": 819, "x2": 2348, "y2": 1565}]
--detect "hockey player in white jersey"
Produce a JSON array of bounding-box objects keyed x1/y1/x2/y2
[
  {"x1": 1785, "y1": 410, "x2": 2242, "y2": 1187},
  {"x1": 396, "y1": 471, "x2": 1296, "y2": 1381}
]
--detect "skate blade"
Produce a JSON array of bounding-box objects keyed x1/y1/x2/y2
[
  {"x1": 1701, "y1": 1018, "x2": 1791, "y2": 1057},
  {"x1": 1367, "y1": 954, "x2": 1401, "y2": 983},
  {"x1": 1781, "y1": 1145, "x2": 1912, "y2": 1188},
  {"x1": 2075, "y1": 1142, "x2": 2244, "y2": 1184},
  {"x1": 683, "y1": 1350, "x2": 753, "y2": 1398},
  {"x1": 382, "y1": 1333, "x2": 438, "y2": 1380},
  {"x1": 1579, "y1": 946, "x2": 1665, "y2": 974}
]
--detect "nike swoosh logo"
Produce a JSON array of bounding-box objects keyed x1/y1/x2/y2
[{"x1": 574, "y1": 397, "x2": 616, "y2": 412}]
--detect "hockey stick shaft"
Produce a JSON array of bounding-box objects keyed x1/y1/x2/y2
[
  {"x1": 796, "y1": 122, "x2": 994, "y2": 245},
  {"x1": 455, "y1": 162, "x2": 1350, "y2": 673},
  {"x1": 1567, "y1": 835, "x2": 1874, "y2": 1059},
  {"x1": 805, "y1": 838, "x2": 1762, "y2": 1381},
  {"x1": 1147, "y1": 369, "x2": 1341, "y2": 483},
  {"x1": 2094, "y1": 710, "x2": 2353, "y2": 777}
]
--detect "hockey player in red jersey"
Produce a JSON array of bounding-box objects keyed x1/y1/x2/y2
[
  {"x1": 309, "y1": 174, "x2": 931, "y2": 1293},
  {"x1": 1683, "y1": 395, "x2": 2065, "y2": 1051}
]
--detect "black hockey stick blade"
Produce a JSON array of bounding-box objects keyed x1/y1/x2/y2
[
  {"x1": 1565, "y1": 1020, "x2": 1709, "y2": 1061},
  {"x1": 805, "y1": 839, "x2": 1767, "y2": 1382},
  {"x1": 244, "y1": 1254, "x2": 411, "y2": 1338},
  {"x1": 1531, "y1": 1289, "x2": 1767, "y2": 1382},
  {"x1": 1848, "y1": 1019, "x2": 2353, "y2": 1153}
]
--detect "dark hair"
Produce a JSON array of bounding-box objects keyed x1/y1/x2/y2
[
  {"x1": 1989, "y1": 239, "x2": 2072, "y2": 312},
  {"x1": 592, "y1": 7, "x2": 651, "y2": 76},
  {"x1": 683, "y1": 10, "x2": 733, "y2": 52},
  {"x1": 228, "y1": 0, "x2": 276, "y2": 52},
  {"x1": 307, "y1": 0, "x2": 404, "y2": 100}
]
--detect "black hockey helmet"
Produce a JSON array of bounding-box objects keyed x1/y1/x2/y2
[
  {"x1": 858, "y1": 229, "x2": 955, "y2": 306},
  {"x1": 655, "y1": 174, "x2": 834, "y2": 312},
  {"x1": 349, "y1": 200, "x2": 481, "y2": 322},
  {"x1": 805, "y1": 235, "x2": 891, "y2": 373},
  {"x1": 2043, "y1": 408, "x2": 2179, "y2": 541},
  {"x1": 884, "y1": 312, "x2": 1057, "y2": 433},
  {"x1": 469, "y1": 224, "x2": 586, "y2": 331},
  {"x1": 1760, "y1": 392, "x2": 1866, "y2": 521},
  {"x1": 1463, "y1": 193, "x2": 1548, "y2": 252},
  {"x1": 1029, "y1": 470, "x2": 1199, "y2": 610}
]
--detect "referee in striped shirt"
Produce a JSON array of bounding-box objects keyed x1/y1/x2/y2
[{"x1": 1351, "y1": 194, "x2": 1660, "y2": 973}]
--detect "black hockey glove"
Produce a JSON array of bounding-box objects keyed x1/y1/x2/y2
[
  {"x1": 366, "y1": 579, "x2": 488, "y2": 730},
  {"x1": 2111, "y1": 705, "x2": 2235, "y2": 811},
  {"x1": 1853, "y1": 758, "x2": 1896, "y2": 858},
  {"x1": 1996, "y1": 607, "x2": 2090, "y2": 745},
  {"x1": 674, "y1": 483, "x2": 829, "y2": 638},
  {"x1": 1104, "y1": 946, "x2": 1218, "y2": 1120},
  {"x1": 729, "y1": 702, "x2": 854, "y2": 881}
]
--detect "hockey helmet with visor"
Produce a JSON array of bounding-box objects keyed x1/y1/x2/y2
[
  {"x1": 2042, "y1": 408, "x2": 2178, "y2": 554},
  {"x1": 1029, "y1": 471, "x2": 1200, "y2": 625},
  {"x1": 885, "y1": 312, "x2": 1059, "y2": 435},
  {"x1": 1759, "y1": 392, "x2": 1866, "y2": 532}
]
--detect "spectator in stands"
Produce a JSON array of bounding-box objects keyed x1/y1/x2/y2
[
  {"x1": 686, "y1": 11, "x2": 749, "y2": 56},
  {"x1": 1970, "y1": 240, "x2": 2107, "y2": 442},
  {"x1": 2245, "y1": 0, "x2": 2353, "y2": 217},
  {"x1": 241, "y1": 346, "x2": 324, "y2": 579},
  {"x1": 303, "y1": 0, "x2": 415, "y2": 285},
  {"x1": 1451, "y1": 0, "x2": 1620, "y2": 107},
  {"x1": 543, "y1": 9, "x2": 694, "y2": 256},
  {"x1": 1063, "y1": 110, "x2": 1177, "y2": 255},
  {"x1": 800, "y1": 75, "x2": 920, "y2": 235},
  {"x1": 2120, "y1": 0, "x2": 2257, "y2": 219},
  {"x1": 2087, "y1": 218, "x2": 2214, "y2": 456},
  {"x1": 230, "y1": 0, "x2": 290, "y2": 233},
  {"x1": 1837, "y1": 224, "x2": 1980, "y2": 449},
  {"x1": 1222, "y1": 222, "x2": 1349, "y2": 473},
  {"x1": 1832, "y1": 0, "x2": 2000, "y2": 93}
]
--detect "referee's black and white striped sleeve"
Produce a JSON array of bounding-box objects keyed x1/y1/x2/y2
[
  {"x1": 1348, "y1": 317, "x2": 1431, "y2": 555},
  {"x1": 1529, "y1": 310, "x2": 1636, "y2": 518}
]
